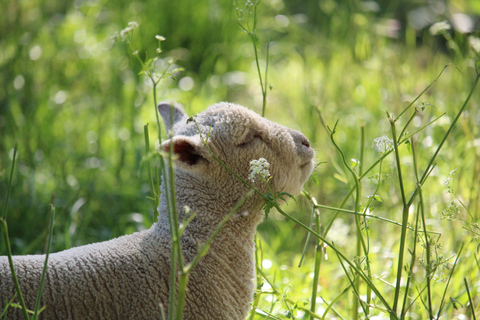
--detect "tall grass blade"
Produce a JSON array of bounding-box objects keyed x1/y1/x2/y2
[
  {"x1": 309, "y1": 207, "x2": 322, "y2": 320},
  {"x1": 1, "y1": 294, "x2": 17, "y2": 318},
  {"x1": 411, "y1": 72, "x2": 480, "y2": 205},
  {"x1": 319, "y1": 296, "x2": 350, "y2": 320},
  {"x1": 435, "y1": 243, "x2": 464, "y2": 319},
  {"x1": 334, "y1": 254, "x2": 367, "y2": 316},
  {"x1": 298, "y1": 204, "x2": 316, "y2": 267},
  {"x1": 394, "y1": 64, "x2": 453, "y2": 121},
  {"x1": 3, "y1": 144, "x2": 17, "y2": 221},
  {"x1": 321, "y1": 286, "x2": 351, "y2": 320},
  {"x1": 464, "y1": 278, "x2": 476, "y2": 320},
  {"x1": 262, "y1": 39, "x2": 270, "y2": 117},
  {"x1": 0, "y1": 144, "x2": 30, "y2": 320},
  {"x1": 32, "y1": 204, "x2": 55, "y2": 320}
]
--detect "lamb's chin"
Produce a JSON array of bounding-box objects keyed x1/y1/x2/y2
[
  {"x1": 278, "y1": 164, "x2": 313, "y2": 197},
  {"x1": 300, "y1": 160, "x2": 315, "y2": 184}
]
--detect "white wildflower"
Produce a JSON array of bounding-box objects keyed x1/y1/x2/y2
[
  {"x1": 429, "y1": 21, "x2": 451, "y2": 36},
  {"x1": 469, "y1": 36, "x2": 480, "y2": 53},
  {"x1": 127, "y1": 21, "x2": 139, "y2": 28},
  {"x1": 245, "y1": 0, "x2": 254, "y2": 7},
  {"x1": 118, "y1": 21, "x2": 139, "y2": 41},
  {"x1": 372, "y1": 136, "x2": 394, "y2": 154},
  {"x1": 442, "y1": 177, "x2": 452, "y2": 186},
  {"x1": 155, "y1": 35, "x2": 166, "y2": 41},
  {"x1": 248, "y1": 158, "x2": 270, "y2": 182}
]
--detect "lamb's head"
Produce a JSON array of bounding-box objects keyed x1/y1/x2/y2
[{"x1": 158, "y1": 102, "x2": 314, "y2": 210}]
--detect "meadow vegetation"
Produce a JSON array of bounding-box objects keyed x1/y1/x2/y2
[{"x1": 2, "y1": 0, "x2": 480, "y2": 319}]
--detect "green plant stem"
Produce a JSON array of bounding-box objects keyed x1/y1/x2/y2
[
  {"x1": 396, "y1": 107, "x2": 418, "y2": 144},
  {"x1": 361, "y1": 112, "x2": 445, "y2": 180},
  {"x1": 166, "y1": 104, "x2": 183, "y2": 320},
  {"x1": 435, "y1": 244, "x2": 464, "y2": 319},
  {"x1": 254, "y1": 309, "x2": 283, "y2": 320},
  {"x1": 321, "y1": 285, "x2": 352, "y2": 320},
  {"x1": 390, "y1": 113, "x2": 409, "y2": 317},
  {"x1": 0, "y1": 220, "x2": 30, "y2": 320},
  {"x1": 400, "y1": 139, "x2": 422, "y2": 319},
  {"x1": 328, "y1": 123, "x2": 370, "y2": 319},
  {"x1": 263, "y1": 40, "x2": 270, "y2": 117},
  {"x1": 272, "y1": 203, "x2": 395, "y2": 318},
  {"x1": 251, "y1": 38, "x2": 266, "y2": 115},
  {"x1": 144, "y1": 124, "x2": 158, "y2": 210},
  {"x1": 0, "y1": 144, "x2": 29, "y2": 319},
  {"x1": 395, "y1": 64, "x2": 451, "y2": 121},
  {"x1": 173, "y1": 184, "x2": 251, "y2": 319},
  {"x1": 403, "y1": 285, "x2": 428, "y2": 316},
  {"x1": 316, "y1": 105, "x2": 444, "y2": 241},
  {"x1": 1, "y1": 294, "x2": 17, "y2": 318},
  {"x1": 359, "y1": 125, "x2": 365, "y2": 176},
  {"x1": 174, "y1": 272, "x2": 189, "y2": 320},
  {"x1": 298, "y1": 203, "x2": 316, "y2": 267},
  {"x1": 418, "y1": 181, "x2": 433, "y2": 318},
  {"x1": 3, "y1": 145, "x2": 17, "y2": 221},
  {"x1": 32, "y1": 204, "x2": 55, "y2": 320},
  {"x1": 309, "y1": 207, "x2": 322, "y2": 320},
  {"x1": 410, "y1": 137, "x2": 433, "y2": 319},
  {"x1": 168, "y1": 247, "x2": 177, "y2": 320},
  {"x1": 400, "y1": 205, "x2": 419, "y2": 320},
  {"x1": 315, "y1": 200, "x2": 440, "y2": 235},
  {"x1": 185, "y1": 193, "x2": 250, "y2": 272},
  {"x1": 408, "y1": 72, "x2": 480, "y2": 207},
  {"x1": 464, "y1": 278, "x2": 476, "y2": 320},
  {"x1": 249, "y1": 235, "x2": 263, "y2": 320},
  {"x1": 394, "y1": 71, "x2": 480, "y2": 318},
  {"x1": 335, "y1": 254, "x2": 367, "y2": 316},
  {"x1": 153, "y1": 82, "x2": 163, "y2": 143}
]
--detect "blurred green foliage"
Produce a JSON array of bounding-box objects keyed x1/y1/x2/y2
[{"x1": 2, "y1": 0, "x2": 480, "y2": 318}]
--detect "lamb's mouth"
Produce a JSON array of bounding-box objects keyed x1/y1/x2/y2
[
  {"x1": 300, "y1": 150, "x2": 315, "y2": 168},
  {"x1": 300, "y1": 159, "x2": 314, "y2": 171}
]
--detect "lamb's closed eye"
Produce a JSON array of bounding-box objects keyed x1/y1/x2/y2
[{"x1": 237, "y1": 130, "x2": 263, "y2": 147}]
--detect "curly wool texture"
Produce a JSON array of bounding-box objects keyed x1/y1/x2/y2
[{"x1": 0, "y1": 102, "x2": 315, "y2": 319}]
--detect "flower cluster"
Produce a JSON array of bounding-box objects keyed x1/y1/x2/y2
[
  {"x1": 372, "y1": 135, "x2": 394, "y2": 154},
  {"x1": 111, "y1": 21, "x2": 139, "y2": 43},
  {"x1": 429, "y1": 21, "x2": 451, "y2": 36},
  {"x1": 442, "y1": 168, "x2": 457, "y2": 193},
  {"x1": 248, "y1": 158, "x2": 270, "y2": 183}
]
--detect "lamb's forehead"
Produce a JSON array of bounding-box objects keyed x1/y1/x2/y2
[{"x1": 175, "y1": 102, "x2": 265, "y2": 137}]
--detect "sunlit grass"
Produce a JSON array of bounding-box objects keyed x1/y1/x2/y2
[{"x1": 2, "y1": 0, "x2": 480, "y2": 319}]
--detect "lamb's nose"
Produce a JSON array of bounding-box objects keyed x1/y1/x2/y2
[{"x1": 289, "y1": 129, "x2": 311, "y2": 149}]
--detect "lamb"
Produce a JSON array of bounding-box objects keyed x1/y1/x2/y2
[{"x1": 0, "y1": 102, "x2": 315, "y2": 319}]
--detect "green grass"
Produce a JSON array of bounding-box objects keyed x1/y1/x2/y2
[{"x1": 2, "y1": 0, "x2": 480, "y2": 319}]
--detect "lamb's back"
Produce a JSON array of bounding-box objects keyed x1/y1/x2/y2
[{"x1": 0, "y1": 228, "x2": 169, "y2": 319}]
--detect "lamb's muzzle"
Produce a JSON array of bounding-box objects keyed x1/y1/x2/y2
[{"x1": 290, "y1": 129, "x2": 311, "y2": 148}]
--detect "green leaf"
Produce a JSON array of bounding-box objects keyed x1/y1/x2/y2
[
  {"x1": 367, "y1": 194, "x2": 383, "y2": 202},
  {"x1": 351, "y1": 158, "x2": 360, "y2": 168},
  {"x1": 333, "y1": 173, "x2": 348, "y2": 184}
]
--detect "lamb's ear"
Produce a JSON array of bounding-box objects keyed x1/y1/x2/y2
[
  {"x1": 162, "y1": 135, "x2": 208, "y2": 167},
  {"x1": 158, "y1": 101, "x2": 189, "y2": 130}
]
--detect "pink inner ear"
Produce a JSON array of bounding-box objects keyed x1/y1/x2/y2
[{"x1": 164, "y1": 140, "x2": 201, "y2": 166}]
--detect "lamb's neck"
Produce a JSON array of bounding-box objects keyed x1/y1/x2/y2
[
  {"x1": 155, "y1": 200, "x2": 263, "y2": 243},
  {"x1": 155, "y1": 186, "x2": 263, "y2": 260},
  {"x1": 158, "y1": 171, "x2": 264, "y2": 233}
]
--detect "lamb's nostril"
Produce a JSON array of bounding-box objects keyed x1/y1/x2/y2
[{"x1": 302, "y1": 139, "x2": 310, "y2": 148}]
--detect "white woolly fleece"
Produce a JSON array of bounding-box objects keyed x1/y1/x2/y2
[{"x1": 0, "y1": 102, "x2": 314, "y2": 319}]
